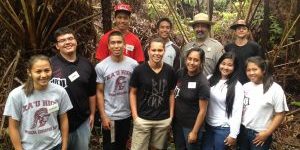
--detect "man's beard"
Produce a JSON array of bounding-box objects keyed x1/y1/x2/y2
[{"x1": 196, "y1": 31, "x2": 207, "y2": 40}]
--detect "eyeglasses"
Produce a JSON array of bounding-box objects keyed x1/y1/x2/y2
[{"x1": 57, "y1": 37, "x2": 75, "y2": 44}]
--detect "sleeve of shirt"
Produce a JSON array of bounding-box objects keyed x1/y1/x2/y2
[
  {"x1": 3, "y1": 91, "x2": 22, "y2": 121},
  {"x1": 59, "y1": 88, "x2": 73, "y2": 115},
  {"x1": 134, "y1": 38, "x2": 145, "y2": 63},
  {"x1": 228, "y1": 82, "x2": 244, "y2": 139},
  {"x1": 272, "y1": 85, "x2": 289, "y2": 112},
  {"x1": 129, "y1": 66, "x2": 139, "y2": 88},
  {"x1": 198, "y1": 75, "x2": 210, "y2": 100},
  {"x1": 257, "y1": 44, "x2": 266, "y2": 59},
  {"x1": 95, "y1": 63, "x2": 105, "y2": 84},
  {"x1": 224, "y1": 44, "x2": 230, "y2": 52},
  {"x1": 214, "y1": 43, "x2": 224, "y2": 64},
  {"x1": 95, "y1": 34, "x2": 109, "y2": 61},
  {"x1": 88, "y1": 63, "x2": 97, "y2": 96}
]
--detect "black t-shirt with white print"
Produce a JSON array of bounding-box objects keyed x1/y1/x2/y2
[
  {"x1": 130, "y1": 62, "x2": 176, "y2": 120},
  {"x1": 174, "y1": 69, "x2": 210, "y2": 129}
]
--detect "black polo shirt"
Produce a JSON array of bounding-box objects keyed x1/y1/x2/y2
[{"x1": 50, "y1": 54, "x2": 96, "y2": 132}]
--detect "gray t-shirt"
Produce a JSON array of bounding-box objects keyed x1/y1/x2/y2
[
  {"x1": 95, "y1": 56, "x2": 138, "y2": 120},
  {"x1": 3, "y1": 83, "x2": 73, "y2": 150}
]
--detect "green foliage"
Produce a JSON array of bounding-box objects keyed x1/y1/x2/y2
[
  {"x1": 291, "y1": 101, "x2": 300, "y2": 107},
  {"x1": 269, "y1": 15, "x2": 283, "y2": 46},
  {"x1": 213, "y1": 12, "x2": 237, "y2": 43},
  {"x1": 214, "y1": 0, "x2": 229, "y2": 12}
]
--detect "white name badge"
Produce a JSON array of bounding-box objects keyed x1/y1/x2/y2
[
  {"x1": 125, "y1": 44, "x2": 134, "y2": 51},
  {"x1": 188, "y1": 82, "x2": 196, "y2": 89},
  {"x1": 68, "y1": 71, "x2": 80, "y2": 82},
  {"x1": 207, "y1": 47, "x2": 211, "y2": 52},
  {"x1": 48, "y1": 103, "x2": 59, "y2": 113}
]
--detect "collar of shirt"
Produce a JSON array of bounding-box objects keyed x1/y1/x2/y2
[
  {"x1": 165, "y1": 40, "x2": 173, "y2": 47},
  {"x1": 57, "y1": 53, "x2": 79, "y2": 65}
]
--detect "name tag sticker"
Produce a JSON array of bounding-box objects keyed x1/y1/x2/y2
[
  {"x1": 188, "y1": 82, "x2": 196, "y2": 89},
  {"x1": 48, "y1": 103, "x2": 59, "y2": 113},
  {"x1": 68, "y1": 71, "x2": 80, "y2": 82},
  {"x1": 125, "y1": 44, "x2": 134, "y2": 51},
  {"x1": 207, "y1": 47, "x2": 211, "y2": 52}
]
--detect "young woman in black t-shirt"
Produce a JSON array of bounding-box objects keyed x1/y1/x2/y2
[{"x1": 173, "y1": 47, "x2": 210, "y2": 150}]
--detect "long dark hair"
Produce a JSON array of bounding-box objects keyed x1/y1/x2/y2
[
  {"x1": 184, "y1": 46, "x2": 205, "y2": 73},
  {"x1": 245, "y1": 56, "x2": 273, "y2": 93},
  {"x1": 23, "y1": 55, "x2": 51, "y2": 96},
  {"x1": 209, "y1": 52, "x2": 239, "y2": 118}
]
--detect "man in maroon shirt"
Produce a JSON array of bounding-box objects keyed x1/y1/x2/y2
[{"x1": 95, "y1": 3, "x2": 144, "y2": 63}]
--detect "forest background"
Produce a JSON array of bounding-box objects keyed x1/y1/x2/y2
[{"x1": 0, "y1": 0, "x2": 299, "y2": 149}]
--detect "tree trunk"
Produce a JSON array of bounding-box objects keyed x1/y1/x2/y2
[
  {"x1": 101, "y1": 0, "x2": 112, "y2": 33},
  {"x1": 208, "y1": 0, "x2": 213, "y2": 21},
  {"x1": 295, "y1": 0, "x2": 300, "y2": 54},
  {"x1": 261, "y1": 0, "x2": 270, "y2": 51}
]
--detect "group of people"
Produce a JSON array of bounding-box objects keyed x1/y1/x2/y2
[{"x1": 3, "y1": 3, "x2": 289, "y2": 150}]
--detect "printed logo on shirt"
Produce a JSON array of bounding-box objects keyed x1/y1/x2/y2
[
  {"x1": 105, "y1": 70, "x2": 132, "y2": 96},
  {"x1": 174, "y1": 86, "x2": 180, "y2": 99},
  {"x1": 31, "y1": 108, "x2": 50, "y2": 129},
  {"x1": 23, "y1": 100, "x2": 59, "y2": 135},
  {"x1": 243, "y1": 96, "x2": 250, "y2": 106},
  {"x1": 50, "y1": 78, "x2": 68, "y2": 88},
  {"x1": 145, "y1": 79, "x2": 167, "y2": 108}
]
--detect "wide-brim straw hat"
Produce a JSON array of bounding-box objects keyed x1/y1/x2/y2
[
  {"x1": 230, "y1": 19, "x2": 249, "y2": 29},
  {"x1": 188, "y1": 13, "x2": 215, "y2": 26}
]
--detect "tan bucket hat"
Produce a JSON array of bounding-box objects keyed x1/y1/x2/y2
[
  {"x1": 188, "y1": 13, "x2": 215, "y2": 26},
  {"x1": 230, "y1": 19, "x2": 249, "y2": 30}
]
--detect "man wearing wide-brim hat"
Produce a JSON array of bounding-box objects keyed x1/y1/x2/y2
[
  {"x1": 182, "y1": 13, "x2": 224, "y2": 76},
  {"x1": 224, "y1": 19, "x2": 266, "y2": 84}
]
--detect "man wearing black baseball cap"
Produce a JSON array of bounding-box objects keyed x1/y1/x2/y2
[
  {"x1": 225, "y1": 19, "x2": 266, "y2": 84},
  {"x1": 95, "y1": 3, "x2": 144, "y2": 63}
]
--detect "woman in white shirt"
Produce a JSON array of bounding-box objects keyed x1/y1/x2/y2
[
  {"x1": 238, "y1": 56, "x2": 289, "y2": 150},
  {"x1": 202, "y1": 52, "x2": 244, "y2": 150}
]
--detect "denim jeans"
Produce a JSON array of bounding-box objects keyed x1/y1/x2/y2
[
  {"x1": 237, "y1": 125, "x2": 272, "y2": 150},
  {"x1": 51, "y1": 143, "x2": 62, "y2": 150},
  {"x1": 202, "y1": 124, "x2": 230, "y2": 150},
  {"x1": 67, "y1": 119, "x2": 91, "y2": 150},
  {"x1": 173, "y1": 120, "x2": 203, "y2": 150}
]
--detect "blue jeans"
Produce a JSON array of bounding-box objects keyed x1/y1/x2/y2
[
  {"x1": 202, "y1": 124, "x2": 230, "y2": 150},
  {"x1": 51, "y1": 143, "x2": 62, "y2": 150},
  {"x1": 173, "y1": 120, "x2": 203, "y2": 150},
  {"x1": 237, "y1": 125, "x2": 272, "y2": 150},
  {"x1": 68, "y1": 119, "x2": 91, "y2": 150}
]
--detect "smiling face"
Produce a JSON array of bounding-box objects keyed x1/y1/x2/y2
[
  {"x1": 235, "y1": 26, "x2": 249, "y2": 39},
  {"x1": 193, "y1": 23, "x2": 209, "y2": 40},
  {"x1": 55, "y1": 33, "x2": 77, "y2": 56},
  {"x1": 28, "y1": 60, "x2": 52, "y2": 90},
  {"x1": 246, "y1": 62, "x2": 264, "y2": 84},
  {"x1": 108, "y1": 35, "x2": 125, "y2": 57},
  {"x1": 157, "y1": 20, "x2": 171, "y2": 40},
  {"x1": 148, "y1": 41, "x2": 165, "y2": 64},
  {"x1": 219, "y1": 58, "x2": 234, "y2": 79},
  {"x1": 186, "y1": 50, "x2": 201, "y2": 75},
  {"x1": 115, "y1": 12, "x2": 130, "y2": 31}
]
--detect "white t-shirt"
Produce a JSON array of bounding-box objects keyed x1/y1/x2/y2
[
  {"x1": 95, "y1": 56, "x2": 138, "y2": 120},
  {"x1": 242, "y1": 82, "x2": 289, "y2": 132},
  {"x1": 3, "y1": 83, "x2": 73, "y2": 150},
  {"x1": 206, "y1": 77, "x2": 244, "y2": 138}
]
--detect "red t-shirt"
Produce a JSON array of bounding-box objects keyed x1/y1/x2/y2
[{"x1": 95, "y1": 30, "x2": 145, "y2": 63}]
